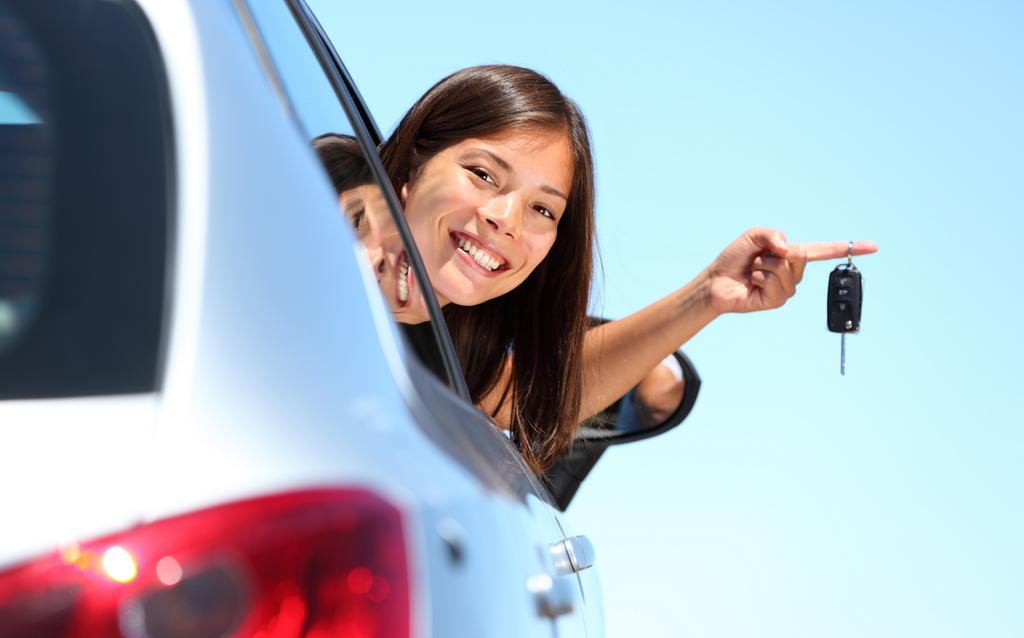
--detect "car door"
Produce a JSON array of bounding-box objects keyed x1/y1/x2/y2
[{"x1": 233, "y1": 1, "x2": 597, "y2": 635}]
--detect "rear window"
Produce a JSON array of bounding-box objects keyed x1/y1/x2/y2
[{"x1": 0, "y1": 1, "x2": 172, "y2": 399}]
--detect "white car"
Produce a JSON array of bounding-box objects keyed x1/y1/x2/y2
[{"x1": 0, "y1": 1, "x2": 699, "y2": 636}]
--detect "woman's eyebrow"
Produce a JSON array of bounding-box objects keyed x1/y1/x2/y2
[
  {"x1": 468, "y1": 147, "x2": 512, "y2": 171},
  {"x1": 469, "y1": 147, "x2": 568, "y2": 201},
  {"x1": 341, "y1": 196, "x2": 364, "y2": 209},
  {"x1": 540, "y1": 185, "x2": 567, "y2": 201}
]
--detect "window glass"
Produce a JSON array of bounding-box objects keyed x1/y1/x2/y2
[
  {"x1": 243, "y1": 0, "x2": 450, "y2": 382},
  {"x1": 0, "y1": 1, "x2": 169, "y2": 399},
  {"x1": 244, "y1": 0, "x2": 353, "y2": 140},
  {"x1": 0, "y1": 7, "x2": 51, "y2": 358}
]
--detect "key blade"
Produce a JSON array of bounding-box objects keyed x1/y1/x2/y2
[{"x1": 841, "y1": 333, "x2": 846, "y2": 375}]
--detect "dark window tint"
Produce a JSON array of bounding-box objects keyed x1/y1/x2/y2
[{"x1": 0, "y1": 1, "x2": 171, "y2": 399}]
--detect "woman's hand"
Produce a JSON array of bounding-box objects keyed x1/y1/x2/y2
[
  {"x1": 578, "y1": 228, "x2": 877, "y2": 422},
  {"x1": 705, "y1": 228, "x2": 877, "y2": 315}
]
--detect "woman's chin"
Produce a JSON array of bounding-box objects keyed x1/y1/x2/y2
[
  {"x1": 394, "y1": 308, "x2": 430, "y2": 324},
  {"x1": 448, "y1": 290, "x2": 510, "y2": 308},
  {"x1": 431, "y1": 261, "x2": 518, "y2": 307},
  {"x1": 434, "y1": 278, "x2": 492, "y2": 307}
]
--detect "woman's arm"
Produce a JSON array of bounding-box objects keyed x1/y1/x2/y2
[
  {"x1": 631, "y1": 355, "x2": 687, "y2": 427},
  {"x1": 579, "y1": 228, "x2": 877, "y2": 420},
  {"x1": 580, "y1": 271, "x2": 717, "y2": 420}
]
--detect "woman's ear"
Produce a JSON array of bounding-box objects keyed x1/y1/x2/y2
[{"x1": 401, "y1": 163, "x2": 423, "y2": 207}]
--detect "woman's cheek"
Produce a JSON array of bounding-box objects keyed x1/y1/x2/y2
[{"x1": 525, "y1": 232, "x2": 558, "y2": 270}]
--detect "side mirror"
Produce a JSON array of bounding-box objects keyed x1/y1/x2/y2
[{"x1": 543, "y1": 349, "x2": 701, "y2": 511}]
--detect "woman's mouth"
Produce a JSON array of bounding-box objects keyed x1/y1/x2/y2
[
  {"x1": 450, "y1": 231, "x2": 509, "y2": 275},
  {"x1": 397, "y1": 251, "x2": 412, "y2": 306}
]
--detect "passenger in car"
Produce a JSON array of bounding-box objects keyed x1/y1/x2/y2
[{"x1": 318, "y1": 66, "x2": 876, "y2": 473}]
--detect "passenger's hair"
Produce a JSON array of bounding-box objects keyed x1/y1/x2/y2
[
  {"x1": 312, "y1": 133, "x2": 372, "y2": 194},
  {"x1": 380, "y1": 65, "x2": 596, "y2": 473}
]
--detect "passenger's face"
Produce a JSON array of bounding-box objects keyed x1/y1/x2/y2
[
  {"x1": 401, "y1": 130, "x2": 573, "y2": 307},
  {"x1": 340, "y1": 184, "x2": 429, "y2": 323}
]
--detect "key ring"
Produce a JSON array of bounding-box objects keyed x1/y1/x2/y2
[{"x1": 847, "y1": 240, "x2": 853, "y2": 266}]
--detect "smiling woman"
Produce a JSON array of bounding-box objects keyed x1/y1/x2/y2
[{"x1": 380, "y1": 65, "x2": 596, "y2": 472}]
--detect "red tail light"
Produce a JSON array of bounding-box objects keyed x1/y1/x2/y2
[{"x1": 0, "y1": 489, "x2": 410, "y2": 638}]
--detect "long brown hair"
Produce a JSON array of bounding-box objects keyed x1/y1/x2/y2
[{"x1": 380, "y1": 65, "x2": 596, "y2": 472}]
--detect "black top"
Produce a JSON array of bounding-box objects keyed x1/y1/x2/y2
[{"x1": 400, "y1": 321, "x2": 450, "y2": 386}]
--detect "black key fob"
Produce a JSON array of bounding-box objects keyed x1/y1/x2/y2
[{"x1": 827, "y1": 264, "x2": 862, "y2": 333}]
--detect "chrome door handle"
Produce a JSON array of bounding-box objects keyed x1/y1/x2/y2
[{"x1": 549, "y1": 534, "x2": 595, "y2": 575}]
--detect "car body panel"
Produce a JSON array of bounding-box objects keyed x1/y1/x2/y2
[{"x1": 0, "y1": 395, "x2": 158, "y2": 567}]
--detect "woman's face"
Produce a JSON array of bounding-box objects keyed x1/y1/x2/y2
[
  {"x1": 340, "y1": 184, "x2": 429, "y2": 323},
  {"x1": 401, "y1": 129, "x2": 573, "y2": 307}
]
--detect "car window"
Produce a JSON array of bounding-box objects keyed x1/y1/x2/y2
[
  {"x1": 0, "y1": 1, "x2": 170, "y2": 399},
  {"x1": 241, "y1": 0, "x2": 460, "y2": 387}
]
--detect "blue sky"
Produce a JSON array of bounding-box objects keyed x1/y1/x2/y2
[{"x1": 313, "y1": 1, "x2": 1023, "y2": 635}]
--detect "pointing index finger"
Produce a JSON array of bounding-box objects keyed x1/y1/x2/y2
[{"x1": 801, "y1": 240, "x2": 878, "y2": 262}]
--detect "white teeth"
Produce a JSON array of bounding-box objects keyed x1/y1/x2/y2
[
  {"x1": 398, "y1": 261, "x2": 410, "y2": 302},
  {"x1": 455, "y1": 235, "x2": 503, "y2": 271}
]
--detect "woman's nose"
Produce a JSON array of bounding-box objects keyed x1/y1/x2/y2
[
  {"x1": 363, "y1": 244, "x2": 386, "y2": 276},
  {"x1": 479, "y1": 192, "x2": 522, "y2": 238}
]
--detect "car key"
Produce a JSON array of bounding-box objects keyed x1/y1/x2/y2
[{"x1": 827, "y1": 241, "x2": 862, "y2": 375}]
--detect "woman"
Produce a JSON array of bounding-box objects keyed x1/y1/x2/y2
[
  {"x1": 377, "y1": 66, "x2": 597, "y2": 473},
  {"x1": 323, "y1": 66, "x2": 876, "y2": 472}
]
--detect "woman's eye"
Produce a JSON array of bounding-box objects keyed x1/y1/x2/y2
[
  {"x1": 351, "y1": 208, "x2": 366, "y2": 231},
  {"x1": 534, "y1": 205, "x2": 555, "y2": 220},
  {"x1": 467, "y1": 166, "x2": 496, "y2": 186}
]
